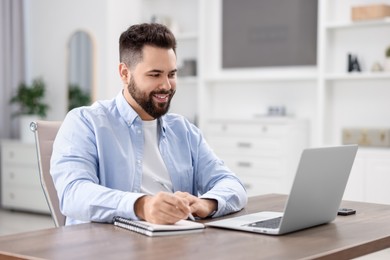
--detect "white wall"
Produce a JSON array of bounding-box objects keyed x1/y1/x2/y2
[{"x1": 25, "y1": 0, "x2": 142, "y2": 120}]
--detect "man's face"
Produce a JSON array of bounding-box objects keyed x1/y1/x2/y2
[{"x1": 121, "y1": 45, "x2": 177, "y2": 120}]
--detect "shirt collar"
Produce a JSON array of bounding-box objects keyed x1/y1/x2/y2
[{"x1": 115, "y1": 91, "x2": 167, "y2": 137}]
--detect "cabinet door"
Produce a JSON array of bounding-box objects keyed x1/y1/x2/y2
[
  {"x1": 2, "y1": 185, "x2": 49, "y2": 213},
  {"x1": 208, "y1": 136, "x2": 285, "y2": 157},
  {"x1": 2, "y1": 143, "x2": 37, "y2": 165},
  {"x1": 343, "y1": 156, "x2": 365, "y2": 202},
  {"x1": 365, "y1": 158, "x2": 390, "y2": 205},
  {"x1": 2, "y1": 165, "x2": 41, "y2": 187},
  {"x1": 239, "y1": 175, "x2": 287, "y2": 197}
]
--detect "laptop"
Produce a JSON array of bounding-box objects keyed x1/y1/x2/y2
[{"x1": 206, "y1": 145, "x2": 358, "y2": 235}]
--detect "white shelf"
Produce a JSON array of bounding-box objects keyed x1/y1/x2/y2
[
  {"x1": 324, "y1": 72, "x2": 390, "y2": 81},
  {"x1": 204, "y1": 73, "x2": 318, "y2": 83},
  {"x1": 325, "y1": 18, "x2": 390, "y2": 30}
]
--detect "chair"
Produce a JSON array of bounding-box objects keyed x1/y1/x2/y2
[{"x1": 30, "y1": 120, "x2": 66, "y2": 227}]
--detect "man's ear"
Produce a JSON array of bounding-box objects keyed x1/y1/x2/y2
[{"x1": 119, "y1": 62, "x2": 130, "y2": 85}]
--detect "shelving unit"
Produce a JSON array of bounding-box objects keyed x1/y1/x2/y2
[
  {"x1": 320, "y1": 0, "x2": 390, "y2": 204},
  {"x1": 320, "y1": 0, "x2": 390, "y2": 146},
  {"x1": 132, "y1": 0, "x2": 390, "y2": 200}
]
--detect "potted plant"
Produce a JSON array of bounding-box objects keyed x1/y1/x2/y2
[
  {"x1": 10, "y1": 78, "x2": 49, "y2": 142},
  {"x1": 68, "y1": 84, "x2": 91, "y2": 111},
  {"x1": 385, "y1": 46, "x2": 390, "y2": 71}
]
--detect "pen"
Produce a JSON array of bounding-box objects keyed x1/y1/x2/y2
[{"x1": 154, "y1": 178, "x2": 196, "y2": 221}]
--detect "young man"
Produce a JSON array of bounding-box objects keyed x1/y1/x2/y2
[{"x1": 51, "y1": 23, "x2": 247, "y2": 225}]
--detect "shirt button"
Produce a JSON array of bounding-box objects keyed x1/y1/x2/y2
[{"x1": 137, "y1": 160, "x2": 141, "y2": 164}]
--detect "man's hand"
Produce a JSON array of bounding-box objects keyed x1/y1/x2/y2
[
  {"x1": 134, "y1": 192, "x2": 192, "y2": 224},
  {"x1": 174, "y1": 191, "x2": 217, "y2": 218}
]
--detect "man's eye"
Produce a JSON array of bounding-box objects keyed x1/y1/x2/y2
[
  {"x1": 168, "y1": 73, "x2": 176, "y2": 78},
  {"x1": 150, "y1": 74, "x2": 159, "y2": 77}
]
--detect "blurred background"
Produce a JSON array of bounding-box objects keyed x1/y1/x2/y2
[{"x1": 1, "y1": 4, "x2": 390, "y2": 256}]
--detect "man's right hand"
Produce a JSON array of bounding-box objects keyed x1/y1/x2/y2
[{"x1": 134, "y1": 192, "x2": 192, "y2": 224}]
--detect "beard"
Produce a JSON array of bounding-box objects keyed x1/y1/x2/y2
[{"x1": 127, "y1": 76, "x2": 175, "y2": 119}]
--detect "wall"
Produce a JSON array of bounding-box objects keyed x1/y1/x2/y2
[{"x1": 24, "y1": 0, "x2": 141, "y2": 120}]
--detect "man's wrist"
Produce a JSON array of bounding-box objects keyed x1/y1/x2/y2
[
  {"x1": 134, "y1": 195, "x2": 150, "y2": 220},
  {"x1": 204, "y1": 198, "x2": 218, "y2": 217}
]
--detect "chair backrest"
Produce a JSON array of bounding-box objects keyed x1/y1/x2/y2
[{"x1": 30, "y1": 120, "x2": 66, "y2": 227}]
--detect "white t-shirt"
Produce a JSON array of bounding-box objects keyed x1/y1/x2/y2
[{"x1": 140, "y1": 119, "x2": 173, "y2": 195}]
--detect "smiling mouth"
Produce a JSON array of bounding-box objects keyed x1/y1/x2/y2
[{"x1": 153, "y1": 93, "x2": 170, "y2": 103}]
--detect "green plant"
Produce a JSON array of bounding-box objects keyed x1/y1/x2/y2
[
  {"x1": 386, "y1": 46, "x2": 390, "y2": 58},
  {"x1": 10, "y1": 78, "x2": 49, "y2": 117},
  {"x1": 68, "y1": 84, "x2": 91, "y2": 111}
]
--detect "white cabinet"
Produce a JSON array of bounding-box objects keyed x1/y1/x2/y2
[
  {"x1": 320, "y1": 1, "x2": 390, "y2": 205},
  {"x1": 1, "y1": 140, "x2": 50, "y2": 213},
  {"x1": 344, "y1": 148, "x2": 390, "y2": 204},
  {"x1": 205, "y1": 118, "x2": 309, "y2": 196}
]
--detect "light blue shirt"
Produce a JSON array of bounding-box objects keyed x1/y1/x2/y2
[{"x1": 51, "y1": 91, "x2": 247, "y2": 225}]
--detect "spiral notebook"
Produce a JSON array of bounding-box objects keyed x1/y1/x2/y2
[{"x1": 113, "y1": 216, "x2": 205, "y2": 237}]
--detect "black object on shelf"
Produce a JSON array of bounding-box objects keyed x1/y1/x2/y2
[{"x1": 348, "y1": 53, "x2": 361, "y2": 72}]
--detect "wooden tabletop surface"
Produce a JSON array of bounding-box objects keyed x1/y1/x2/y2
[{"x1": 1, "y1": 194, "x2": 390, "y2": 260}]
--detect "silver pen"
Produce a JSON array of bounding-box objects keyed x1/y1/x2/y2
[{"x1": 154, "y1": 178, "x2": 196, "y2": 221}]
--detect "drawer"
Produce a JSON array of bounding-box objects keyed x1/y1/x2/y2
[
  {"x1": 2, "y1": 166, "x2": 41, "y2": 187},
  {"x1": 207, "y1": 122, "x2": 294, "y2": 137},
  {"x1": 238, "y1": 175, "x2": 290, "y2": 196},
  {"x1": 1, "y1": 143, "x2": 37, "y2": 164},
  {"x1": 2, "y1": 185, "x2": 50, "y2": 213},
  {"x1": 222, "y1": 156, "x2": 287, "y2": 177},
  {"x1": 208, "y1": 137, "x2": 286, "y2": 157}
]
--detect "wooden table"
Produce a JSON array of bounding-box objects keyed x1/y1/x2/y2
[{"x1": 1, "y1": 194, "x2": 390, "y2": 260}]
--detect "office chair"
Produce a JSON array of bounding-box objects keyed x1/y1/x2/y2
[{"x1": 30, "y1": 120, "x2": 66, "y2": 227}]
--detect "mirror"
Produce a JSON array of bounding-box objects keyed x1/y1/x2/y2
[{"x1": 67, "y1": 30, "x2": 94, "y2": 111}]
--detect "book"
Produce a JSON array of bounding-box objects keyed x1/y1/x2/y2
[{"x1": 113, "y1": 216, "x2": 205, "y2": 237}]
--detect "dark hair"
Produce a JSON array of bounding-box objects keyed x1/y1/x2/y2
[{"x1": 119, "y1": 23, "x2": 177, "y2": 68}]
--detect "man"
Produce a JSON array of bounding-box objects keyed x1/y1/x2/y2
[{"x1": 51, "y1": 23, "x2": 247, "y2": 225}]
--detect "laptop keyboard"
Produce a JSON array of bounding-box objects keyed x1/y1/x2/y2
[{"x1": 244, "y1": 217, "x2": 282, "y2": 229}]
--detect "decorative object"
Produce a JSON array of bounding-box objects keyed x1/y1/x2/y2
[
  {"x1": 371, "y1": 62, "x2": 383, "y2": 72},
  {"x1": 68, "y1": 30, "x2": 94, "y2": 105},
  {"x1": 342, "y1": 128, "x2": 390, "y2": 147},
  {"x1": 347, "y1": 53, "x2": 361, "y2": 72},
  {"x1": 351, "y1": 4, "x2": 390, "y2": 21},
  {"x1": 68, "y1": 84, "x2": 91, "y2": 111},
  {"x1": 9, "y1": 78, "x2": 49, "y2": 142},
  {"x1": 267, "y1": 106, "x2": 287, "y2": 116},
  {"x1": 177, "y1": 59, "x2": 197, "y2": 77}
]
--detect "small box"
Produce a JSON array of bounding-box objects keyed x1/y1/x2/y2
[
  {"x1": 342, "y1": 128, "x2": 390, "y2": 147},
  {"x1": 351, "y1": 4, "x2": 390, "y2": 21}
]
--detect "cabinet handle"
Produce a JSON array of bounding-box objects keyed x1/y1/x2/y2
[
  {"x1": 9, "y1": 172, "x2": 15, "y2": 179},
  {"x1": 237, "y1": 142, "x2": 252, "y2": 148},
  {"x1": 237, "y1": 162, "x2": 252, "y2": 168}
]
